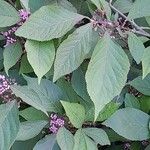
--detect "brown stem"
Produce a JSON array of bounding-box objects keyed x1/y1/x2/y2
[{"x1": 109, "y1": 0, "x2": 150, "y2": 38}]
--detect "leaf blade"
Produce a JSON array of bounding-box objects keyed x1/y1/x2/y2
[
  {"x1": 0, "y1": 0, "x2": 19, "y2": 27},
  {"x1": 142, "y1": 47, "x2": 150, "y2": 78},
  {"x1": 25, "y1": 40, "x2": 55, "y2": 83},
  {"x1": 103, "y1": 108, "x2": 150, "y2": 140},
  {"x1": 15, "y1": 4, "x2": 85, "y2": 41},
  {"x1": 73, "y1": 129, "x2": 98, "y2": 150},
  {"x1": 128, "y1": 0, "x2": 150, "y2": 19},
  {"x1": 86, "y1": 33, "x2": 130, "y2": 119},
  {"x1": 53, "y1": 23, "x2": 97, "y2": 81},
  {"x1": 128, "y1": 32, "x2": 145, "y2": 64},
  {"x1": 3, "y1": 42, "x2": 22, "y2": 75},
  {"x1": 16, "y1": 120, "x2": 48, "y2": 141},
  {"x1": 0, "y1": 101, "x2": 19, "y2": 150},
  {"x1": 83, "y1": 128, "x2": 110, "y2": 146},
  {"x1": 61, "y1": 101, "x2": 85, "y2": 128},
  {"x1": 57, "y1": 127, "x2": 74, "y2": 150}
]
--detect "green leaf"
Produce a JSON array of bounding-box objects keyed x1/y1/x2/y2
[
  {"x1": 128, "y1": 32, "x2": 145, "y2": 64},
  {"x1": 56, "y1": 78, "x2": 80, "y2": 103},
  {"x1": 0, "y1": 101, "x2": 19, "y2": 150},
  {"x1": 129, "y1": 75, "x2": 150, "y2": 96},
  {"x1": 97, "y1": 102, "x2": 119, "y2": 122},
  {"x1": 128, "y1": 0, "x2": 150, "y2": 19},
  {"x1": 12, "y1": 135, "x2": 42, "y2": 150},
  {"x1": 20, "y1": 107, "x2": 48, "y2": 121},
  {"x1": 142, "y1": 47, "x2": 150, "y2": 78},
  {"x1": 11, "y1": 135, "x2": 42, "y2": 150},
  {"x1": 0, "y1": 0, "x2": 19, "y2": 27},
  {"x1": 103, "y1": 108, "x2": 150, "y2": 140},
  {"x1": 57, "y1": 127, "x2": 74, "y2": 150},
  {"x1": 61, "y1": 101, "x2": 85, "y2": 128},
  {"x1": 71, "y1": 68, "x2": 95, "y2": 121},
  {"x1": 20, "y1": 0, "x2": 29, "y2": 10},
  {"x1": 19, "y1": 54, "x2": 33, "y2": 74},
  {"x1": 139, "y1": 36, "x2": 150, "y2": 43},
  {"x1": 83, "y1": 128, "x2": 110, "y2": 145},
  {"x1": 16, "y1": 120, "x2": 48, "y2": 141},
  {"x1": 86, "y1": 33, "x2": 130, "y2": 119},
  {"x1": 25, "y1": 40, "x2": 55, "y2": 83},
  {"x1": 53, "y1": 23, "x2": 95, "y2": 81},
  {"x1": 100, "y1": 0, "x2": 111, "y2": 19},
  {"x1": 138, "y1": 96, "x2": 150, "y2": 113},
  {"x1": 90, "y1": 0, "x2": 101, "y2": 9},
  {"x1": 125, "y1": 93, "x2": 140, "y2": 109},
  {"x1": 29, "y1": 0, "x2": 76, "y2": 13},
  {"x1": 73, "y1": 129, "x2": 98, "y2": 150},
  {"x1": 0, "y1": 34, "x2": 4, "y2": 40},
  {"x1": 105, "y1": 129, "x2": 127, "y2": 142},
  {"x1": 11, "y1": 86, "x2": 47, "y2": 115},
  {"x1": 11, "y1": 77, "x2": 65, "y2": 115},
  {"x1": 114, "y1": 0, "x2": 133, "y2": 14},
  {"x1": 57, "y1": 0, "x2": 77, "y2": 13},
  {"x1": 71, "y1": 68, "x2": 90, "y2": 101},
  {"x1": 146, "y1": 17, "x2": 150, "y2": 26},
  {"x1": 33, "y1": 134, "x2": 60, "y2": 150},
  {"x1": 28, "y1": 0, "x2": 53, "y2": 12},
  {"x1": 15, "y1": 4, "x2": 85, "y2": 41},
  {"x1": 145, "y1": 145, "x2": 150, "y2": 150},
  {"x1": 3, "y1": 42, "x2": 22, "y2": 75}
]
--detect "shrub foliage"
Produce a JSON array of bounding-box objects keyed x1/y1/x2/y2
[{"x1": 0, "y1": 0, "x2": 150, "y2": 149}]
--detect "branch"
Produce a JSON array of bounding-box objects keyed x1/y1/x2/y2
[{"x1": 109, "y1": 0, "x2": 150, "y2": 38}]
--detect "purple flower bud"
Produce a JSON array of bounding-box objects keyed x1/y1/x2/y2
[
  {"x1": 49, "y1": 113, "x2": 65, "y2": 134},
  {"x1": 19, "y1": 9, "x2": 30, "y2": 22},
  {"x1": 50, "y1": 125, "x2": 58, "y2": 134},
  {"x1": 0, "y1": 75, "x2": 17, "y2": 103}
]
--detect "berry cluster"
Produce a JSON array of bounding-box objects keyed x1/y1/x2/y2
[
  {"x1": 19, "y1": 9, "x2": 30, "y2": 21},
  {"x1": 0, "y1": 75, "x2": 10, "y2": 95},
  {"x1": 49, "y1": 113, "x2": 65, "y2": 134},
  {"x1": 1, "y1": 9, "x2": 30, "y2": 47},
  {"x1": 0, "y1": 75, "x2": 17, "y2": 103}
]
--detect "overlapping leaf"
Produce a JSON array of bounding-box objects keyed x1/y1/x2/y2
[
  {"x1": 57, "y1": 127, "x2": 74, "y2": 150},
  {"x1": 11, "y1": 77, "x2": 65, "y2": 115},
  {"x1": 0, "y1": 101, "x2": 19, "y2": 150},
  {"x1": 33, "y1": 135, "x2": 60, "y2": 150},
  {"x1": 0, "y1": 0, "x2": 19, "y2": 27},
  {"x1": 20, "y1": 107, "x2": 48, "y2": 121},
  {"x1": 128, "y1": 0, "x2": 150, "y2": 19},
  {"x1": 15, "y1": 4, "x2": 85, "y2": 41},
  {"x1": 103, "y1": 108, "x2": 150, "y2": 140},
  {"x1": 128, "y1": 32, "x2": 145, "y2": 64},
  {"x1": 53, "y1": 23, "x2": 97, "y2": 81},
  {"x1": 86, "y1": 33, "x2": 130, "y2": 119},
  {"x1": 16, "y1": 120, "x2": 48, "y2": 141},
  {"x1": 83, "y1": 128, "x2": 110, "y2": 145},
  {"x1": 142, "y1": 47, "x2": 150, "y2": 78},
  {"x1": 3, "y1": 42, "x2": 22, "y2": 75},
  {"x1": 25, "y1": 40, "x2": 55, "y2": 83},
  {"x1": 114, "y1": 0, "x2": 133, "y2": 13},
  {"x1": 73, "y1": 129, "x2": 98, "y2": 150},
  {"x1": 61, "y1": 101, "x2": 85, "y2": 128},
  {"x1": 129, "y1": 75, "x2": 150, "y2": 96},
  {"x1": 124, "y1": 93, "x2": 140, "y2": 109}
]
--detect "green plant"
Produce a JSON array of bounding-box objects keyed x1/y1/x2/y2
[{"x1": 0, "y1": 0, "x2": 150, "y2": 149}]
